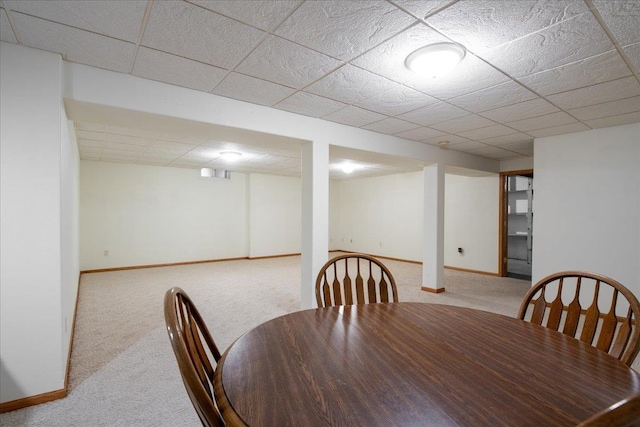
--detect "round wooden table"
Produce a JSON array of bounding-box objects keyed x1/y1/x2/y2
[{"x1": 213, "y1": 303, "x2": 640, "y2": 426}]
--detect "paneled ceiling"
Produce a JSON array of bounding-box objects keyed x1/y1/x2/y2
[{"x1": 1, "y1": 0, "x2": 639, "y2": 178}]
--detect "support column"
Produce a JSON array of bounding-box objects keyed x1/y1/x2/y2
[
  {"x1": 301, "y1": 140, "x2": 329, "y2": 309},
  {"x1": 422, "y1": 163, "x2": 445, "y2": 293}
]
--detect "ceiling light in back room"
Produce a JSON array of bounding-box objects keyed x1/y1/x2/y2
[
  {"x1": 405, "y1": 42, "x2": 466, "y2": 79},
  {"x1": 220, "y1": 151, "x2": 242, "y2": 162}
]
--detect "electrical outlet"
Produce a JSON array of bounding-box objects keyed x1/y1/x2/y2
[{"x1": 104, "y1": 250, "x2": 109, "y2": 256}]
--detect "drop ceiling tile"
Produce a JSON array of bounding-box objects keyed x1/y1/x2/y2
[
  {"x1": 76, "y1": 122, "x2": 106, "y2": 132},
  {"x1": 132, "y1": 47, "x2": 227, "y2": 92},
  {"x1": 105, "y1": 126, "x2": 161, "y2": 139},
  {"x1": 456, "y1": 124, "x2": 518, "y2": 140},
  {"x1": 469, "y1": 145, "x2": 521, "y2": 158},
  {"x1": 77, "y1": 139, "x2": 104, "y2": 149},
  {"x1": 182, "y1": 146, "x2": 219, "y2": 158},
  {"x1": 354, "y1": 83, "x2": 439, "y2": 116},
  {"x1": 505, "y1": 111, "x2": 577, "y2": 132},
  {"x1": 447, "y1": 140, "x2": 492, "y2": 152},
  {"x1": 430, "y1": 114, "x2": 496, "y2": 134},
  {"x1": 102, "y1": 141, "x2": 148, "y2": 155},
  {"x1": 147, "y1": 140, "x2": 194, "y2": 155},
  {"x1": 517, "y1": 50, "x2": 632, "y2": 96},
  {"x1": 393, "y1": 0, "x2": 457, "y2": 19},
  {"x1": 236, "y1": 35, "x2": 341, "y2": 88},
  {"x1": 77, "y1": 130, "x2": 106, "y2": 141},
  {"x1": 489, "y1": 140, "x2": 533, "y2": 153},
  {"x1": 275, "y1": 0, "x2": 415, "y2": 61},
  {"x1": 623, "y1": 43, "x2": 640, "y2": 73},
  {"x1": 480, "y1": 98, "x2": 559, "y2": 123},
  {"x1": 362, "y1": 118, "x2": 420, "y2": 135},
  {"x1": 12, "y1": 13, "x2": 135, "y2": 73},
  {"x1": 1, "y1": 9, "x2": 17, "y2": 43},
  {"x1": 3, "y1": 0, "x2": 146, "y2": 42},
  {"x1": 322, "y1": 106, "x2": 387, "y2": 127},
  {"x1": 592, "y1": 0, "x2": 640, "y2": 45},
  {"x1": 190, "y1": 0, "x2": 301, "y2": 32},
  {"x1": 479, "y1": 133, "x2": 532, "y2": 145},
  {"x1": 398, "y1": 102, "x2": 469, "y2": 126},
  {"x1": 158, "y1": 134, "x2": 206, "y2": 145},
  {"x1": 447, "y1": 81, "x2": 538, "y2": 113},
  {"x1": 137, "y1": 157, "x2": 171, "y2": 166},
  {"x1": 422, "y1": 134, "x2": 471, "y2": 146},
  {"x1": 274, "y1": 91, "x2": 347, "y2": 117},
  {"x1": 168, "y1": 158, "x2": 207, "y2": 167},
  {"x1": 79, "y1": 146, "x2": 102, "y2": 155},
  {"x1": 584, "y1": 111, "x2": 640, "y2": 129},
  {"x1": 351, "y1": 24, "x2": 449, "y2": 84},
  {"x1": 407, "y1": 53, "x2": 510, "y2": 99},
  {"x1": 213, "y1": 72, "x2": 296, "y2": 106},
  {"x1": 142, "y1": 1, "x2": 265, "y2": 69},
  {"x1": 568, "y1": 96, "x2": 640, "y2": 121},
  {"x1": 104, "y1": 135, "x2": 153, "y2": 148},
  {"x1": 101, "y1": 148, "x2": 142, "y2": 158},
  {"x1": 395, "y1": 127, "x2": 446, "y2": 142},
  {"x1": 306, "y1": 65, "x2": 396, "y2": 105},
  {"x1": 425, "y1": 0, "x2": 589, "y2": 53},
  {"x1": 547, "y1": 77, "x2": 640, "y2": 110},
  {"x1": 481, "y1": 13, "x2": 614, "y2": 78},
  {"x1": 527, "y1": 122, "x2": 590, "y2": 138}
]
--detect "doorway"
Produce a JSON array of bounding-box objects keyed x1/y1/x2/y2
[{"x1": 499, "y1": 170, "x2": 534, "y2": 280}]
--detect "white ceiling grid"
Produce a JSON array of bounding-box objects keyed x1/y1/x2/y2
[{"x1": 1, "y1": 0, "x2": 639, "y2": 178}]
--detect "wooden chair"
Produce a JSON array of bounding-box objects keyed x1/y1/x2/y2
[
  {"x1": 576, "y1": 392, "x2": 640, "y2": 426},
  {"x1": 164, "y1": 287, "x2": 224, "y2": 427},
  {"x1": 315, "y1": 253, "x2": 398, "y2": 308},
  {"x1": 517, "y1": 271, "x2": 640, "y2": 366}
]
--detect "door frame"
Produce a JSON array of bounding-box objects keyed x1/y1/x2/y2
[{"x1": 498, "y1": 169, "x2": 534, "y2": 277}]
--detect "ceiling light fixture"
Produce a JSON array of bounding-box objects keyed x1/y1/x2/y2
[
  {"x1": 405, "y1": 42, "x2": 466, "y2": 78},
  {"x1": 200, "y1": 168, "x2": 231, "y2": 180},
  {"x1": 220, "y1": 151, "x2": 242, "y2": 162},
  {"x1": 340, "y1": 163, "x2": 363, "y2": 174}
]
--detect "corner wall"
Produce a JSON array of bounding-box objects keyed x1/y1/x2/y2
[
  {"x1": 533, "y1": 123, "x2": 640, "y2": 295},
  {"x1": 0, "y1": 43, "x2": 70, "y2": 403}
]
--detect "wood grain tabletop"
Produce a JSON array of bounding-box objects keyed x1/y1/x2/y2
[{"x1": 213, "y1": 303, "x2": 640, "y2": 427}]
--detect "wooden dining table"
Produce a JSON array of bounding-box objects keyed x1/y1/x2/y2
[{"x1": 213, "y1": 302, "x2": 640, "y2": 426}]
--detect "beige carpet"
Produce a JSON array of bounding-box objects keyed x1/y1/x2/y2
[{"x1": 1, "y1": 254, "x2": 536, "y2": 426}]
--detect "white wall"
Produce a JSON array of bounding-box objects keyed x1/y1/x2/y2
[
  {"x1": 80, "y1": 161, "x2": 249, "y2": 270},
  {"x1": 248, "y1": 174, "x2": 301, "y2": 258},
  {"x1": 0, "y1": 43, "x2": 68, "y2": 403},
  {"x1": 60, "y1": 118, "x2": 80, "y2": 374},
  {"x1": 533, "y1": 123, "x2": 640, "y2": 297},
  {"x1": 334, "y1": 171, "x2": 500, "y2": 272},
  {"x1": 444, "y1": 174, "x2": 499, "y2": 273},
  {"x1": 329, "y1": 180, "x2": 341, "y2": 251},
  {"x1": 337, "y1": 171, "x2": 424, "y2": 262}
]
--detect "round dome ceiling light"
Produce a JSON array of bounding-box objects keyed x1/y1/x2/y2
[
  {"x1": 220, "y1": 151, "x2": 242, "y2": 162},
  {"x1": 405, "y1": 42, "x2": 466, "y2": 79}
]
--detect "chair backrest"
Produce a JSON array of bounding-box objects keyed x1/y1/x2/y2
[
  {"x1": 576, "y1": 393, "x2": 640, "y2": 427},
  {"x1": 315, "y1": 253, "x2": 398, "y2": 308},
  {"x1": 164, "y1": 287, "x2": 224, "y2": 427},
  {"x1": 517, "y1": 271, "x2": 640, "y2": 366}
]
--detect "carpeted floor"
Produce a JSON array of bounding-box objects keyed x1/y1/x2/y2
[{"x1": 1, "y1": 254, "x2": 535, "y2": 426}]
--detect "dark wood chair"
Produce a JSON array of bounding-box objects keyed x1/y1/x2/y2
[
  {"x1": 518, "y1": 271, "x2": 640, "y2": 366},
  {"x1": 576, "y1": 393, "x2": 640, "y2": 426},
  {"x1": 164, "y1": 287, "x2": 224, "y2": 427},
  {"x1": 315, "y1": 253, "x2": 398, "y2": 308}
]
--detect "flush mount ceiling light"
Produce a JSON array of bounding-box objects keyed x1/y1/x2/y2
[
  {"x1": 220, "y1": 151, "x2": 242, "y2": 162},
  {"x1": 339, "y1": 162, "x2": 363, "y2": 174},
  {"x1": 405, "y1": 42, "x2": 466, "y2": 79}
]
